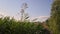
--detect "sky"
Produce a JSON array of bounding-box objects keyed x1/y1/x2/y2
[{"x1": 0, "y1": 0, "x2": 53, "y2": 21}]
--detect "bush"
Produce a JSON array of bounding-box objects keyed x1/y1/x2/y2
[{"x1": 0, "y1": 17, "x2": 50, "y2": 34}]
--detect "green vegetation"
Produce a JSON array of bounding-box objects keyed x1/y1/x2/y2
[
  {"x1": 0, "y1": 17, "x2": 51, "y2": 34},
  {"x1": 46, "y1": 0, "x2": 60, "y2": 34},
  {"x1": 0, "y1": 0, "x2": 60, "y2": 34}
]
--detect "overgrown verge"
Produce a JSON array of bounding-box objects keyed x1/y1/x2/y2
[{"x1": 0, "y1": 17, "x2": 50, "y2": 34}]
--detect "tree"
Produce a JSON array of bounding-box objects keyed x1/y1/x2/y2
[{"x1": 48, "y1": 0, "x2": 60, "y2": 34}]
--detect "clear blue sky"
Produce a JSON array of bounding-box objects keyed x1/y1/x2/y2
[{"x1": 0, "y1": 0, "x2": 53, "y2": 19}]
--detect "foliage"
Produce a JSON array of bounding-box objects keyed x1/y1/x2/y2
[
  {"x1": 0, "y1": 16, "x2": 51, "y2": 34},
  {"x1": 47, "y1": 0, "x2": 60, "y2": 34}
]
